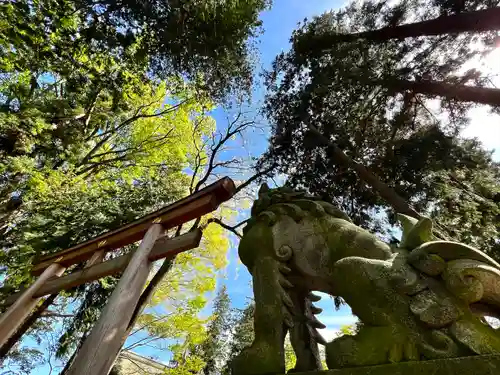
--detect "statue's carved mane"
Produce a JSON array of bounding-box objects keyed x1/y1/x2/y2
[{"x1": 243, "y1": 185, "x2": 350, "y2": 234}]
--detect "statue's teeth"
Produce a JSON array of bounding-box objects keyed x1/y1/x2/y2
[
  {"x1": 284, "y1": 316, "x2": 294, "y2": 328},
  {"x1": 307, "y1": 317, "x2": 326, "y2": 329},
  {"x1": 279, "y1": 277, "x2": 294, "y2": 288},
  {"x1": 283, "y1": 309, "x2": 294, "y2": 328},
  {"x1": 279, "y1": 264, "x2": 292, "y2": 274},
  {"x1": 307, "y1": 292, "x2": 322, "y2": 302},
  {"x1": 281, "y1": 291, "x2": 294, "y2": 308},
  {"x1": 310, "y1": 306, "x2": 323, "y2": 314},
  {"x1": 311, "y1": 329, "x2": 327, "y2": 345}
]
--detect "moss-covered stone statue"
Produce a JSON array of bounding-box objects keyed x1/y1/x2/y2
[{"x1": 230, "y1": 184, "x2": 500, "y2": 375}]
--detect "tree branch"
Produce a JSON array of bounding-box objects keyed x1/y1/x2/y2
[
  {"x1": 41, "y1": 311, "x2": 75, "y2": 318},
  {"x1": 193, "y1": 114, "x2": 254, "y2": 192},
  {"x1": 234, "y1": 166, "x2": 275, "y2": 195},
  {"x1": 205, "y1": 218, "x2": 243, "y2": 238},
  {"x1": 79, "y1": 100, "x2": 188, "y2": 166}
]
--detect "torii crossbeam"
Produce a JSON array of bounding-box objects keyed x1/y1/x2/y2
[{"x1": 0, "y1": 177, "x2": 236, "y2": 375}]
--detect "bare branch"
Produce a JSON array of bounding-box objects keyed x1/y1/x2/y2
[
  {"x1": 205, "y1": 218, "x2": 243, "y2": 238},
  {"x1": 129, "y1": 313, "x2": 173, "y2": 337},
  {"x1": 212, "y1": 158, "x2": 241, "y2": 169},
  {"x1": 234, "y1": 165, "x2": 275, "y2": 195},
  {"x1": 76, "y1": 155, "x2": 131, "y2": 176},
  {"x1": 86, "y1": 128, "x2": 175, "y2": 161},
  {"x1": 41, "y1": 311, "x2": 75, "y2": 318},
  {"x1": 234, "y1": 219, "x2": 249, "y2": 229},
  {"x1": 193, "y1": 115, "x2": 255, "y2": 192}
]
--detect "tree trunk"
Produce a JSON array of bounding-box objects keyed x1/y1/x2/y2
[
  {"x1": 309, "y1": 7, "x2": 500, "y2": 49},
  {"x1": 307, "y1": 124, "x2": 451, "y2": 239},
  {"x1": 0, "y1": 294, "x2": 57, "y2": 360},
  {"x1": 306, "y1": 124, "x2": 422, "y2": 219},
  {"x1": 377, "y1": 78, "x2": 500, "y2": 107}
]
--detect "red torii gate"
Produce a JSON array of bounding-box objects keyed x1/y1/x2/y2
[{"x1": 0, "y1": 177, "x2": 236, "y2": 375}]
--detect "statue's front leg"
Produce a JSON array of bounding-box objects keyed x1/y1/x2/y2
[{"x1": 231, "y1": 256, "x2": 288, "y2": 375}]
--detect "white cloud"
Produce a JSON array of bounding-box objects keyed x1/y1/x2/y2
[
  {"x1": 485, "y1": 316, "x2": 500, "y2": 329},
  {"x1": 316, "y1": 314, "x2": 358, "y2": 343},
  {"x1": 319, "y1": 314, "x2": 359, "y2": 326},
  {"x1": 461, "y1": 47, "x2": 500, "y2": 162},
  {"x1": 317, "y1": 328, "x2": 341, "y2": 342},
  {"x1": 463, "y1": 106, "x2": 500, "y2": 160}
]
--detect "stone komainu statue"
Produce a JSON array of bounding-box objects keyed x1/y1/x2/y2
[{"x1": 230, "y1": 184, "x2": 500, "y2": 375}]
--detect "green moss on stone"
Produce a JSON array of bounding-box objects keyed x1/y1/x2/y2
[{"x1": 288, "y1": 355, "x2": 500, "y2": 375}]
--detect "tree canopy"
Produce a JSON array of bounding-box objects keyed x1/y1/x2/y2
[{"x1": 0, "y1": 0, "x2": 271, "y2": 100}]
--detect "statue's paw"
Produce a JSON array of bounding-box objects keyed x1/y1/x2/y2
[
  {"x1": 326, "y1": 326, "x2": 416, "y2": 369},
  {"x1": 325, "y1": 335, "x2": 358, "y2": 369},
  {"x1": 230, "y1": 344, "x2": 284, "y2": 375},
  {"x1": 403, "y1": 341, "x2": 420, "y2": 361},
  {"x1": 388, "y1": 341, "x2": 419, "y2": 363},
  {"x1": 388, "y1": 342, "x2": 404, "y2": 363}
]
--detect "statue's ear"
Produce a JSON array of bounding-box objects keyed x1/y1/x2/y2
[
  {"x1": 258, "y1": 183, "x2": 270, "y2": 197},
  {"x1": 398, "y1": 214, "x2": 433, "y2": 250},
  {"x1": 397, "y1": 213, "x2": 419, "y2": 240}
]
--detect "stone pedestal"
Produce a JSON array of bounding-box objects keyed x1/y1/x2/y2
[{"x1": 292, "y1": 355, "x2": 500, "y2": 375}]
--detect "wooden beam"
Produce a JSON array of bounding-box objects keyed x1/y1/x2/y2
[
  {"x1": 0, "y1": 263, "x2": 65, "y2": 347},
  {"x1": 66, "y1": 224, "x2": 162, "y2": 375},
  {"x1": 84, "y1": 250, "x2": 105, "y2": 268},
  {"x1": 148, "y1": 230, "x2": 202, "y2": 261},
  {"x1": 31, "y1": 177, "x2": 235, "y2": 275},
  {"x1": 3, "y1": 230, "x2": 202, "y2": 306}
]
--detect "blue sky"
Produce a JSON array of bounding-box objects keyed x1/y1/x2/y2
[{"x1": 25, "y1": 0, "x2": 500, "y2": 372}]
